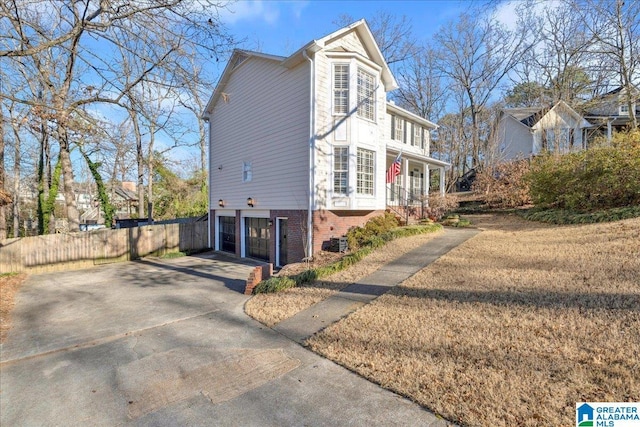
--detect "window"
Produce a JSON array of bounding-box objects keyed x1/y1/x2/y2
[
  {"x1": 333, "y1": 64, "x2": 349, "y2": 115},
  {"x1": 333, "y1": 147, "x2": 349, "y2": 195},
  {"x1": 413, "y1": 125, "x2": 423, "y2": 148},
  {"x1": 356, "y1": 148, "x2": 375, "y2": 195},
  {"x1": 620, "y1": 104, "x2": 630, "y2": 115},
  {"x1": 357, "y1": 68, "x2": 375, "y2": 121},
  {"x1": 243, "y1": 162, "x2": 252, "y2": 182},
  {"x1": 394, "y1": 116, "x2": 404, "y2": 143}
]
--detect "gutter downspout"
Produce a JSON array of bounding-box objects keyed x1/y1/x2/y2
[
  {"x1": 202, "y1": 115, "x2": 212, "y2": 250},
  {"x1": 303, "y1": 49, "x2": 315, "y2": 259}
]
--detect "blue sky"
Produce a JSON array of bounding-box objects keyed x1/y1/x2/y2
[{"x1": 218, "y1": 0, "x2": 473, "y2": 58}]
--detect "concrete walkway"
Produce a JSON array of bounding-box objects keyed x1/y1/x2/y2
[{"x1": 275, "y1": 227, "x2": 480, "y2": 344}]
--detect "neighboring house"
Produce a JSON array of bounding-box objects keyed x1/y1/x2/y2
[
  {"x1": 495, "y1": 100, "x2": 592, "y2": 161},
  {"x1": 582, "y1": 86, "x2": 639, "y2": 143},
  {"x1": 203, "y1": 20, "x2": 448, "y2": 266}
]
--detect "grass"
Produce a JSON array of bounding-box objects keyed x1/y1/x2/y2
[
  {"x1": 302, "y1": 213, "x2": 640, "y2": 426},
  {"x1": 0, "y1": 272, "x2": 27, "y2": 343},
  {"x1": 245, "y1": 228, "x2": 444, "y2": 327}
]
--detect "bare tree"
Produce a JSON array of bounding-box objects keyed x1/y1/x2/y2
[
  {"x1": 394, "y1": 43, "x2": 447, "y2": 120},
  {"x1": 334, "y1": 11, "x2": 416, "y2": 65},
  {"x1": 580, "y1": 0, "x2": 639, "y2": 127},
  {"x1": 435, "y1": 7, "x2": 534, "y2": 168},
  {"x1": 0, "y1": 0, "x2": 234, "y2": 232}
]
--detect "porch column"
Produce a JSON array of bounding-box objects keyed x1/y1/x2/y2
[
  {"x1": 607, "y1": 119, "x2": 612, "y2": 142},
  {"x1": 424, "y1": 164, "x2": 430, "y2": 206},
  {"x1": 439, "y1": 167, "x2": 445, "y2": 197},
  {"x1": 402, "y1": 157, "x2": 409, "y2": 192}
]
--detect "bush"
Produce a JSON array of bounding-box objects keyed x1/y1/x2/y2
[
  {"x1": 425, "y1": 193, "x2": 460, "y2": 220},
  {"x1": 253, "y1": 222, "x2": 442, "y2": 294},
  {"x1": 472, "y1": 160, "x2": 531, "y2": 208},
  {"x1": 346, "y1": 212, "x2": 398, "y2": 250},
  {"x1": 525, "y1": 130, "x2": 640, "y2": 210},
  {"x1": 519, "y1": 205, "x2": 640, "y2": 224},
  {"x1": 253, "y1": 276, "x2": 297, "y2": 293}
]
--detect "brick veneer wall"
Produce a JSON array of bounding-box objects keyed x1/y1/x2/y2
[
  {"x1": 312, "y1": 209, "x2": 385, "y2": 254},
  {"x1": 271, "y1": 210, "x2": 307, "y2": 264}
]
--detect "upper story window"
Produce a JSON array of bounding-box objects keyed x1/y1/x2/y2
[
  {"x1": 333, "y1": 147, "x2": 349, "y2": 195},
  {"x1": 394, "y1": 116, "x2": 404, "y2": 143},
  {"x1": 413, "y1": 125, "x2": 423, "y2": 148},
  {"x1": 242, "y1": 161, "x2": 252, "y2": 182},
  {"x1": 357, "y1": 68, "x2": 376, "y2": 121},
  {"x1": 356, "y1": 148, "x2": 375, "y2": 195},
  {"x1": 333, "y1": 64, "x2": 349, "y2": 115}
]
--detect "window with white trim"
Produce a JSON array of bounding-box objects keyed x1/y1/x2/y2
[
  {"x1": 413, "y1": 125, "x2": 423, "y2": 148},
  {"x1": 620, "y1": 104, "x2": 630, "y2": 115},
  {"x1": 394, "y1": 116, "x2": 404, "y2": 143},
  {"x1": 333, "y1": 147, "x2": 349, "y2": 195},
  {"x1": 356, "y1": 148, "x2": 375, "y2": 195},
  {"x1": 333, "y1": 64, "x2": 349, "y2": 115},
  {"x1": 357, "y1": 68, "x2": 375, "y2": 121}
]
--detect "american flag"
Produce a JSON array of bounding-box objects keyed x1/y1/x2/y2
[{"x1": 386, "y1": 152, "x2": 402, "y2": 183}]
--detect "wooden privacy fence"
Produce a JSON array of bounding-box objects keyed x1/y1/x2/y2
[{"x1": 0, "y1": 221, "x2": 209, "y2": 274}]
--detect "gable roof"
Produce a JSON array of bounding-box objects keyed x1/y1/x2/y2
[
  {"x1": 503, "y1": 101, "x2": 591, "y2": 129},
  {"x1": 203, "y1": 20, "x2": 397, "y2": 117},
  {"x1": 504, "y1": 106, "x2": 548, "y2": 127}
]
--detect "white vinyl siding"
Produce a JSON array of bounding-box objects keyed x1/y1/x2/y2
[
  {"x1": 333, "y1": 64, "x2": 349, "y2": 115},
  {"x1": 357, "y1": 68, "x2": 375, "y2": 121},
  {"x1": 333, "y1": 147, "x2": 349, "y2": 195},
  {"x1": 356, "y1": 148, "x2": 375, "y2": 195},
  {"x1": 209, "y1": 56, "x2": 310, "y2": 209}
]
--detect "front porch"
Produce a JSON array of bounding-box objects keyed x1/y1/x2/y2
[{"x1": 385, "y1": 152, "x2": 447, "y2": 223}]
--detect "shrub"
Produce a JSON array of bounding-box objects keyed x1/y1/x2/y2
[
  {"x1": 425, "y1": 193, "x2": 460, "y2": 221},
  {"x1": 472, "y1": 160, "x2": 531, "y2": 208},
  {"x1": 520, "y1": 205, "x2": 640, "y2": 224},
  {"x1": 525, "y1": 130, "x2": 640, "y2": 210},
  {"x1": 253, "y1": 223, "x2": 442, "y2": 293},
  {"x1": 346, "y1": 212, "x2": 398, "y2": 250},
  {"x1": 253, "y1": 276, "x2": 296, "y2": 294}
]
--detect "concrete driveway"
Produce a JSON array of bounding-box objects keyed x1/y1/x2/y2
[{"x1": 0, "y1": 252, "x2": 449, "y2": 426}]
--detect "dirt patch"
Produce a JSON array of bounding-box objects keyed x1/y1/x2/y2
[
  {"x1": 307, "y1": 213, "x2": 640, "y2": 426},
  {"x1": 0, "y1": 273, "x2": 27, "y2": 343},
  {"x1": 245, "y1": 231, "x2": 442, "y2": 327}
]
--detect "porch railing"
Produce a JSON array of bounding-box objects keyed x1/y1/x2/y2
[{"x1": 386, "y1": 184, "x2": 426, "y2": 224}]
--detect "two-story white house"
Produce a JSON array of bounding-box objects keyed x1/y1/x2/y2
[{"x1": 203, "y1": 20, "x2": 448, "y2": 266}]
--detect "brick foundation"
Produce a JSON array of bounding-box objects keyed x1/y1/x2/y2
[{"x1": 312, "y1": 209, "x2": 385, "y2": 254}]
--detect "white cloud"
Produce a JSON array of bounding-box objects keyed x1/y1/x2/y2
[
  {"x1": 493, "y1": 0, "x2": 562, "y2": 32},
  {"x1": 219, "y1": 0, "x2": 281, "y2": 25}
]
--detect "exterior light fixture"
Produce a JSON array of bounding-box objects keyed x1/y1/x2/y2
[
  {"x1": 247, "y1": 197, "x2": 255, "y2": 207},
  {"x1": 268, "y1": 219, "x2": 273, "y2": 227},
  {"x1": 218, "y1": 199, "x2": 225, "y2": 207}
]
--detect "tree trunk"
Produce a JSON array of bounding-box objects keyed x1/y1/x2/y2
[
  {"x1": 11, "y1": 122, "x2": 21, "y2": 237},
  {"x1": 132, "y1": 109, "x2": 145, "y2": 218},
  {"x1": 58, "y1": 132, "x2": 80, "y2": 232},
  {"x1": 0, "y1": 113, "x2": 6, "y2": 240}
]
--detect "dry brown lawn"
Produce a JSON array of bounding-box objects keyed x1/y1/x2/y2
[
  {"x1": 307, "y1": 213, "x2": 640, "y2": 427},
  {"x1": 0, "y1": 273, "x2": 27, "y2": 343},
  {"x1": 245, "y1": 231, "x2": 443, "y2": 326}
]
